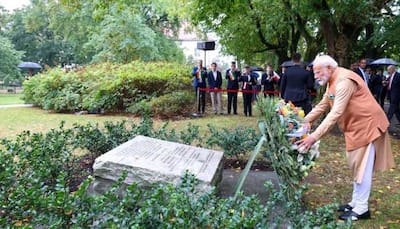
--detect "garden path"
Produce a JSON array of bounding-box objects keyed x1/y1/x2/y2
[{"x1": 0, "y1": 104, "x2": 33, "y2": 109}]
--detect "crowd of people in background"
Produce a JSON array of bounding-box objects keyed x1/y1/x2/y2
[
  {"x1": 191, "y1": 53, "x2": 316, "y2": 117},
  {"x1": 192, "y1": 55, "x2": 400, "y2": 127},
  {"x1": 352, "y1": 58, "x2": 400, "y2": 126}
]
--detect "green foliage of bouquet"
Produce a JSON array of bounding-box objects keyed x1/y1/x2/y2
[
  {"x1": 0, "y1": 119, "x2": 348, "y2": 228},
  {"x1": 257, "y1": 98, "x2": 320, "y2": 200}
]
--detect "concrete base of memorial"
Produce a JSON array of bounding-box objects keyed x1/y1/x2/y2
[{"x1": 218, "y1": 170, "x2": 280, "y2": 203}]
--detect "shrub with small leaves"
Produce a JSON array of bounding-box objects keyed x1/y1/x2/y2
[
  {"x1": 23, "y1": 61, "x2": 192, "y2": 115},
  {"x1": 0, "y1": 118, "x2": 351, "y2": 228},
  {"x1": 206, "y1": 124, "x2": 259, "y2": 160}
]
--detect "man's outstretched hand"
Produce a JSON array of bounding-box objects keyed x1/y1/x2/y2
[{"x1": 296, "y1": 135, "x2": 317, "y2": 152}]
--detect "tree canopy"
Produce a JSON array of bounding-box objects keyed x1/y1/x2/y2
[
  {"x1": 1, "y1": 0, "x2": 399, "y2": 68},
  {"x1": 0, "y1": 0, "x2": 184, "y2": 67},
  {"x1": 177, "y1": 0, "x2": 400, "y2": 66},
  {"x1": 0, "y1": 35, "x2": 23, "y2": 83}
]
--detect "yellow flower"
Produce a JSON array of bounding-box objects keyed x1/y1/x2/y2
[
  {"x1": 281, "y1": 107, "x2": 289, "y2": 116},
  {"x1": 298, "y1": 110, "x2": 305, "y2": 118}
]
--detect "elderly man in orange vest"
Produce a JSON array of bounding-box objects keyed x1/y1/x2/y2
[{"x1": 298, "y1": 55, "x2": 395, "y2": 221}]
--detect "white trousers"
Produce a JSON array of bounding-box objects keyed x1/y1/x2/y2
[
  {"x1": 349, "y1": 143, "x2": 375, "y2": 214},
  {"x1": 210, "y1": 91, "x2": 222, "y2": 113}
]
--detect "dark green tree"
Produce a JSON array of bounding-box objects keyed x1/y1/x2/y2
[
  {"x1": 174, "y1": 0, "x2": 323, "y2": 65},
  {"x1": 0, "y1": 35, "x2": 23, "y2": 84},
  {"x1": 176, "y1": 0, "x2": 399, "y2": 66},
  {"x1": 3, "y1": 0, "x2": 185, "y2": 65}
]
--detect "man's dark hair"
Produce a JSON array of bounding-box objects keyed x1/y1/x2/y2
[
  {"x1": 292, "y1": 53, "x2": 302, "y2": 63},
  {"x1": 358, "y1": 58, "x2": 367, "y2": 64},
  {"x1": 231, "y1": 61, "x2": 236, "y2": 65},
  {"x1": 211, "y1": 62, "x2": 217, "y2": 66}
]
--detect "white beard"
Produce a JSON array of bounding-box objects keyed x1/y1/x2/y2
[{"x1": 317, "y1": 69, "x2": 330, "y2": 86}]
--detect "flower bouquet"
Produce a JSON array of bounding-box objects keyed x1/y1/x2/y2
[
  {"x1": 253, "y1": 98, "x2": 320, "y2": 200},
  {"x1": 274, "y1": 100, "x2": 320, "y2": 177}
]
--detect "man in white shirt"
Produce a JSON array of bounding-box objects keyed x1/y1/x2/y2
[{"x1": 207, "y1": 63, "x2": 223, "y2": 114}]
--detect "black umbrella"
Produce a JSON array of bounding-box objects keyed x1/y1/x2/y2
[
  {"x1": 250, "y1": 66, "x2": 264, "y2": 71},
  {"x1": 281, "y1": 61, "x2": 294, "y2": 67},
  {"x1": 281, "y1": 60, "x2": 308, "y2": 68},
  {"x1": 370, "y1": 58, "x2": 398, "y2": 66},
  {"x1": 365, "y1": 58, "x2": 375, "y2": 66},
  {"x1": 17, "y1": 62, "x2": 42, "y2": 69}
]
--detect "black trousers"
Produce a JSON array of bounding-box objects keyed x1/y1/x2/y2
[
  {"x1": 195, "y1": 87, "x2": 206, "y2": 113},
  {"x1": 379, "y1": 87, "x2": 387, "y2": 108},
  {"x1": 227, "y1": 92, "x2": 238, "y2": 114},
  {"x1": 387, "y1": 99, "x2": 400, "y2": 122},
  {"x1": 243, "y1": 92, "x2": 252, "y2": 116}
]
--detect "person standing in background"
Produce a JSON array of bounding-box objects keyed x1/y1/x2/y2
[
  {"x1": 261, "y1": 63, "x2": 280, "y2": 97},
  {"x1": 191, "y1": 60, "x2": 207, "y2": 114},
  {"x1": 207, "y1": 62, "x2": 223, "y2": 115},
  {"x1": 280, "y1": 53, "x2": 314, "y2": 114},
  {"x1": 240, "y1": 66, "x2": 257, "y2": 116},
  {"x1": 354, "y1": 58, "x2": 369, "y2": 84},
  {"x1": 380, "y1": 69, "x2": 389, "y2": 108},
  {"x1": 386, "y1": 65, "x2": 400, "y2": 124},
  {"x1": 226, "y1": 61, "x2": 240, "y2": 115},
  {"x1": 368, "y1": 69, "x2": 383, "y2": 104}
]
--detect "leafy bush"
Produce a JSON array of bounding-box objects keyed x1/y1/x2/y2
[
  {"x1": 126, "y1": 98, "x2": 151, "y2": 116},
  {"x1": 149, "y1": 91, "x2": 194, "y2": 118},
  {"x1": 0, "y1": 119, "x2": 350, "y2": 228},
  {"x1": 23, "y1": 61, "x2": 193, "y2": 114},
  {"x1": 206, "y1": 124, "x2": 259, "y2": 160}
]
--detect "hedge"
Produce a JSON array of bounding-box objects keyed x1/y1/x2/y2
[
  {"x1": 0, "y1": 119, "x2": 350, "y2": 228},
  {"x1": 23, "y1": 62, "x2": 193, "y2": 115}
]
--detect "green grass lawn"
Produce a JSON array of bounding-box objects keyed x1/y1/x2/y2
[
  {"x1": 0, "y1": 106, "x2": 399, "y2": 228},
  {"x1": 0, "y1": 107, "x2": 259, "y2": 139},
  {"x1": 0, "y1": 107, "x2": 132, "y2": 139},
  {"x1": 0, "y1": 93, "x2": 25, "y2": 105}
]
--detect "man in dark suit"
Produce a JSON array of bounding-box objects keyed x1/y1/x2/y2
[
  {"x1": 368, "y1": 69, "x2": 384, "y2": 105},
  {"x1": 354, "y1": 58, "x2": 369, "y2": 84},
  {"x1": 240, "y1": 66, "x2": 258, "y2": 116},
  {"x1": 280, "y1": 53, "x2": 314, "y2": 114},
  {"x1": 226, "y1": 61, "x2": 240, "y2": 115},
  {"x1": 191, "y1": 59, "x2": 207, "y2": 114},
  {"x1": 386, "y1": 65, "x2": 400, "y2": 123},
  {"x1": 261, "y1": 63, "x2": 280, "y2": 97},
  {"x1": 207, "y1": 62, "x2": 223, "y2": 114}
]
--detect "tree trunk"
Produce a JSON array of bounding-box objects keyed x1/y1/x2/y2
[
  {"x1": 304, "y1": 35, "x2": 323, "y2": 63},
  {"x1": 334, "y1": 34, "x2": 354, "y2": 67},
  {"x1": 275, "y1": 48, "x2": 290, "y2": 68}
]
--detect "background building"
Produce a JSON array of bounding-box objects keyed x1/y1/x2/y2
[{"x1": 175, "y1": 24, "x2": 234, "y2": 71}]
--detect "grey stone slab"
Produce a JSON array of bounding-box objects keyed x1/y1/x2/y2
[{"x1": 90, "y1": 135, "x2": 224, "y2": 195}]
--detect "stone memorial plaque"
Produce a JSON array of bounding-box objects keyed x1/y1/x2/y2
[{"x1": 90, "y1": 135, "x2": 224, "y2": 195}]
